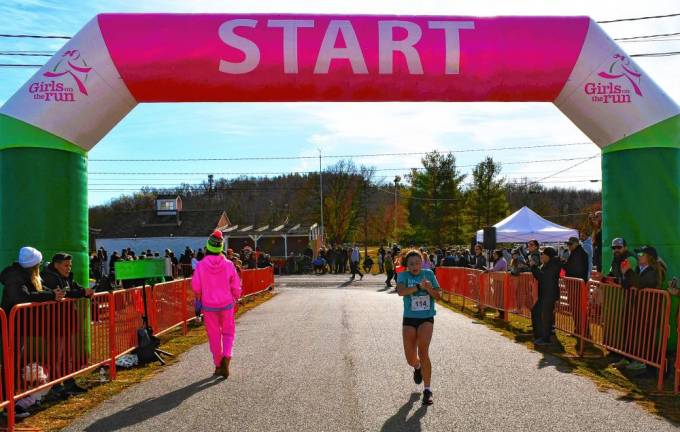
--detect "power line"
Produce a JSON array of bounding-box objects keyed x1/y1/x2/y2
[
  {"x1": 88, "y1": 157, "x2": 599, "y2": 175},
  {"x1": 631, "y1": 51, "x2": 680, "y2": 57},
  {"x1": 89, "y1": 142, "x2": 594, "y2": 162},
  {"x1": 0, "y1": 64, "x2": 43, "y2": 67},
  {"x1": 615, "y1": 32, "x2": 680, "y2": 41},
  {"x1": 0, "y1": 33, "x2": 70, "y2": 39},
  {"x1": 0, "y1": 52, "x2": 53, "y2": 57},
  {"x1": 598, "y1": 13, "x2": 680, "y2": 23}
]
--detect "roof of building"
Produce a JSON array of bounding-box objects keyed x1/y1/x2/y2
[
  {"x1": 95, "y1": 210, "x2": 228, "y2": 238},
  {"x1": 94, "y1": 208, "x2": 315, "y2": 239}
]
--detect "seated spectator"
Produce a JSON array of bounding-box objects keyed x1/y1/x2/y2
[
  {"x1": 41, "y1": 253, "x2": 93, "y2": 398},
  {"x1": 0, "y1": 247, "x2": 66, "y2": 418}
]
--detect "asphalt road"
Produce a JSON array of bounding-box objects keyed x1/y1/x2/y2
[{"x1": 65, "y1": 274, "x2": 678, "y2": 432}]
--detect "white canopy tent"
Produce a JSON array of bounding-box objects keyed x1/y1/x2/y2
[{"x1": 476, "y1": 206, "x2": 578, "y2": 244}]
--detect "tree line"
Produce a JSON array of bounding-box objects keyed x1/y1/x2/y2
[{"x1": 90, "y1": 152, "x2": 601, "y2": 246}]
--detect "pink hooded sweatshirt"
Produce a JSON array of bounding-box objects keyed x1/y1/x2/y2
[{"x1": 191, "y1": 255, "x2": 241, "y2": 308}]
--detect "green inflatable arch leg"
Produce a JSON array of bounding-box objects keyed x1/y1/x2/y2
[{"x1": 0, "y1": 114, "x2": 88, "y2": 286}]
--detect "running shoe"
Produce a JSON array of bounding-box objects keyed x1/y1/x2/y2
[
  {"x1": 413, "y1": 367, "x2": 423, "y2": 385},
  {"x1": 422, "y1": 389, "x2": 433, "y2": 405}
]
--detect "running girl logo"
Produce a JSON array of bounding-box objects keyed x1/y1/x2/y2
[
  {"x1": 28, "y1": 50, "x2": 92, "y2": 102},
  {"x1": 583, "y1": 54, "x2": 642, "y2": 104}
]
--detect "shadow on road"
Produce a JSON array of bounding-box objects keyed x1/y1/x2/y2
[
  {"x1": 380, "y1": 392, "x2": 428, "y2": 432},
  {"x1": 83, "y1": 376, "x2": 223, "y2": 432}
]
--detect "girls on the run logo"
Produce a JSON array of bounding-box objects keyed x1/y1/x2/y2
[
  {"x1": 584, "y1": 54, "x2": 642, "y2": 104},
  {"x1": 28, "y1": 50, "x2": 92, "y2": 102}
]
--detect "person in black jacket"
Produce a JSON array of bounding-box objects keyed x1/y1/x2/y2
[
  {"x1": 41, "y1": 252, "x2": 93, "y2": 398},
  {"x1": 471, "y1": 244, "x2": 487, "y2": 270},
  {"x1": 530, "y1": 247, "x2": 561, "y2": 345},
  {"x1": 563, "y1": 237, "x2": 590, "y2": 282},
  {"x1": 0, "y1": 247, "x2": 66, "y2": 418},
  {"x1": 1, "y1": 247, "x2": 64, "y2": 313}
]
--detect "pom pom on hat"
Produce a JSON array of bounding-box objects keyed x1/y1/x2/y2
[{"x1": 206, "y1": 230, "x2": 224, "y2": 253}]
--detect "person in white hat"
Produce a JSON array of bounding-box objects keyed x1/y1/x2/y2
[
  {"x1": 0, "y1": 247, "x2": 65, "y2": 418},
  {"x1": 1, "y1": 247, "x2": 65, "y2": 313}
]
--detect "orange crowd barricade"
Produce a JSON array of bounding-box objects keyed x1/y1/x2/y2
[
  {"x1": 151, "y1": 280, "x2": 189, "y2": 337},
  {"x1": 240, "y1": 267, "x2": 275, "y2": 298}
]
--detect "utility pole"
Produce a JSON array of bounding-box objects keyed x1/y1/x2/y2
[
  {"x1": 363, "y1": 177, "x2": 368, "y2": 258},
  {"x1": 319, "y1": 148, "x2": 324, "y2": 245},
  {"x1": 393, "y1": 175, "x2": 401, "y2": 245}
]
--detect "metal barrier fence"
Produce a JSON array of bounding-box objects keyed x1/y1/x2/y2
[
  {"x1": 0, "y1": 266, "x2": 275, "y2": 430},
  {"x1": 436, "y1": 267, "x2": 674, "y2": 391}
]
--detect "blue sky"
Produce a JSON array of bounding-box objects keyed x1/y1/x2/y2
[{"x1": 1, "y1": 0, "x2": 678, "y2": 206}]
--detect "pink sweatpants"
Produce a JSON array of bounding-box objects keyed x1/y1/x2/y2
[{"x1": 203, "y1": 307, "x2": 236, "y2": 366}]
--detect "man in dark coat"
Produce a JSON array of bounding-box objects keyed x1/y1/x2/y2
[
  {"x1": 530, "y1": 247, "x2": 561, "y2": 345},
  {"x1": 42, "y1": 253, "x2": 94, "y2": 397},
  {"x1": 563, "y1": 237, "x2": 590, "y2": 282}
]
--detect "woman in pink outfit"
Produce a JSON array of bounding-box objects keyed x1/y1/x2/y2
[{"x1": 192, "y1": 230, "x2": 241, "y2": 378}]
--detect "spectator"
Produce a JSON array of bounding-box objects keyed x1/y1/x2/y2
[
  {"x1": 509, "y1": 249, "x2": 529, "y2": 276},
  {"x1": 607, "y1": 238, "x2": 638, "y2": 289},
  {"x1": 488, "y1": 250, "x2": 507, "y2": 272},
  {"x1": 471, "y1": 244, "x2": 487, "y2": 270},
  {"x1": 590, "y1": 211, "x2": 602, "y2": 271},
  {"x1": 191, "y1": 254, "x2": 199, "y2": 272},
  {"x1": 109, "y1": 251, "x2": 120, "y2": 279},
  {"x1": 563, "y1": 237, "x2": 590, "y2": 282},
  {"x1": 634, "y1": 246, "x2": 664, "y2": 289},
  {"x1": 286, "y1": 252, "x2": 297, "y2": 275},
  {"x1": 1, "y1": 247, "x2": 64, "y2": 312},
  {"x1": 350, "y1": 246, "x2": 363, "y2": 280},
  {"x1": 378, "y1": 246, "x2": 386, "y2": 273},
  {"x1": 384, "y1": 251, "x2": 395, "y2": 287},
  {"x1": 421, "y1": 253, "x2": 433, "y2": 270},
  {"x1": 41, "y1": 253, "x2": 93, "y2": 398},
  {"x1": 530, "y1": 247, "x2": 561, "y2": 345},
  {"x1": 326, "y1": 247, "x2": 337, "y2": 274},
  {"x1": 363, "y1": 255, "x2": 374, "y2": 274},
  {"x1": 580, "y1": 231, "x2": 593, "y2": 279},
  {"x1": 0, "y1": 247, "x2": 66, "y2": 418},
  {"x1": 312, "y1": 255, "x2": 327, "y2": 275},
  {"x1": 340, "y1": 247, "x2": 349, "y2": 274},
  {"x1": 196, "y1": 248, "x2": 205, "y2": 261},
  {"x1": 442, "y1": 250, "x2": 456, "y2": 267},
  {"x1": 526, "y1": 239, "x2": 541, "y2": 268}
]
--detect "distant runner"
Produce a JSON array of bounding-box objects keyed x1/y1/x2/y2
[{"x1": 396, "y1": 250, "x2": 441, "y2": 405}]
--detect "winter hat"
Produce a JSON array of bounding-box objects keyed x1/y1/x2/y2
[
  {"x1": 206, "y1": 230, "x2": 224, "y2": 254},
  {"x1": 18, "y1": 247, "x2": 43, "y2": 268}
]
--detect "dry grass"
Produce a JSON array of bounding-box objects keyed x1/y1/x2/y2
[
  {"x1": 437, "y1": 294, "x2": 680, "y2": 425},
  {"x1": 6, "y1": 291, "x2": 275, "y2": 432}
]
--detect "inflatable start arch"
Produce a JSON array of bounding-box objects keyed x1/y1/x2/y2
[{"x1": 0, "y1": 14, "x2": 678, "y2": 283}]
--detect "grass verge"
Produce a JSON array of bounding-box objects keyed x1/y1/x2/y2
[
  {"x1": 11, "y1": 290, "x2": 275, "y2": 432},
  {"x1": 437, "y1": 294, "x2": 680, "y2": 425}
]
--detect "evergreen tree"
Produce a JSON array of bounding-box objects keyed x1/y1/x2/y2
[
  {"x1": 407, "y1": 151, "x2": 466, "y2": 245},
  {"x1": 465, "y1": 157, "x2": 509, "y2": 234}
]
